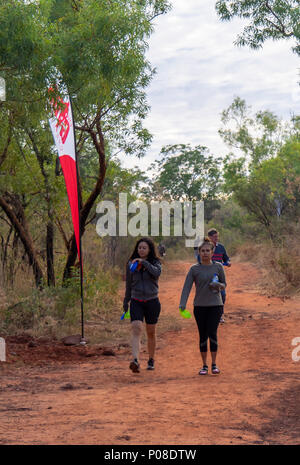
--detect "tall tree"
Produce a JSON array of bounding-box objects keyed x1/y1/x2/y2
[
  {"x1": 146, "y1": 144, "x2": 222, "y2": 202},
  {"x1": 223, "y1": 138, "x2": 300, "y2": 241},
  {"x1": 0, "y1": 0, "x2": 171, "y2": 286},
  {"x1": 219, "y1": 96, "x2": 297, "y2": 167},
  {"x1": 215, "y1": 0, "x2": 300, "y2": 55},
  {"x1": 220, "y1": 98, "x2": 300, "y2": 240}
]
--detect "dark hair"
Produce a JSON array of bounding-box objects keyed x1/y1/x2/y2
[
  {"x1": 129, "y1": 237, "x2": 160, "y2": 264},
  {"x1": 207, "y1": 228, "x2": 218, "y2": 237},
  {"x1": 198, "y1": 236, "x2": 215, "y2": 251}
]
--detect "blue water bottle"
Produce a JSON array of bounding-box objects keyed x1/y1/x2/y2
[
  {"x1": 210, "y1": 273, "x2": 219, "y2": 293},
  {"x1": 129, "y1": 261, "x2": 138, "y2": 272},
  {"x1": 212, "y1": 273, "x2": 219, "y2": 283}
]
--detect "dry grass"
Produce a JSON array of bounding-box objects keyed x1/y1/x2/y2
[
  {"x1": 0, "y1": 266, "x2": 183, "y2": 346},
  {"x1": 234, "y1": 230, "x2": 300, "y2": 297}
]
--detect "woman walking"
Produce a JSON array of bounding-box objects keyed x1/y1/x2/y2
[
  {"x1": 123, "y1": 237, "x2": 162, "y2": 373},
  {"x1": 179, "y1": 237, "x2": 226, "y2": 375}
]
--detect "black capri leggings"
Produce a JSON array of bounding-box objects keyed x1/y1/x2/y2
[{"x1": 194, "y1": 306, "x2": 223, "y2": 353}]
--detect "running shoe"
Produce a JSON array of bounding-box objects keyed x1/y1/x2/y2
[
  {"x1": 129, "y1": 358, "x2": 140, "y2": 373},
  {"x1": 212, "y1": 364, "x2": 220, "y2": 374},
  {"x1": 199, "y1": 365, "x2": 208, "y2": 375},
  {"x1": 220, "y1": 316, "x2": 225, "y2": 324},
  {"x1": 147, "y1": 358, "x2": 155, "y2": 370}
]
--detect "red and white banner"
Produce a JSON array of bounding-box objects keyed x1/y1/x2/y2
[{"x1": 49, "y1": 89, "x2": 81, "y2": 261}]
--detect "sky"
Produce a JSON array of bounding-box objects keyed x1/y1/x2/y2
[{"x1": 119, "y1": 0, "x2": 300, "y2": 171}]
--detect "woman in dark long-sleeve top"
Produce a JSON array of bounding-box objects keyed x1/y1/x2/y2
[{"x1": 123, "y1": 237, "x2": 162, "y2": 373}]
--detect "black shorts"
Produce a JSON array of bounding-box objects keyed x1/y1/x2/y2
[{"x1": 130, "y1": 298, "x2": 161, "y2": 325}]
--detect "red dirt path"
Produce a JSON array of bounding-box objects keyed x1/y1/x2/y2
[{"x1": 0, "y1": 260, "x2": 299, "y2": 445}]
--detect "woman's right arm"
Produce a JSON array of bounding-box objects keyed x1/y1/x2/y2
[
  {"x1": 123, "y1": 264, "x2": 132, "y2": 311},
  {"x1": 179, "y1": 268, "x2": 194, "y2": 310}
]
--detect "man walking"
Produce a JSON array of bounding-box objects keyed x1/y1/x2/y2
[{"x1": 207, "y1": 228, "x2": 231, "y2": 323}]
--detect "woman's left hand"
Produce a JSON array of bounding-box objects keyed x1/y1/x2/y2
[{"x1": 132, "y1": 258, "x2": 144, "y2": 264}]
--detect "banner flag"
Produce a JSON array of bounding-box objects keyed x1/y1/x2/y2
[
  {"x1": 48, "y1": 89, "x2": 81, "y2": 261},
  {"x1": 49, "y1": 88, "x2": 85, "y2": 342}
]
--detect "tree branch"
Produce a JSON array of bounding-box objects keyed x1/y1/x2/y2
[
  {"x1": 265, "y1": 1, "x2": 293, "y2": 37},
  {"x1": 0, "y1": 195, "x2": 44, "y2": 286},
  {"x1": 0, "y1": 114, "x2": 12, "y2": 168}
]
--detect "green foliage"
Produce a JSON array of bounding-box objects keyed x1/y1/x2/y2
[
  {"x1": 0, "y1": 0, "x2": 171, "y2": 288},
  {"x1": 0, "y1": 266, "x2": 121, "y2": 337},
  {"x1": 101, "y1": 158, "x2": 147, "y2": 200},
  {"x1": 145, "y1": 144, "x2": 223, "y2": 201},
  {"x1": 0, "y1": 0, "x2": 171, "y2": 156},
  {"x1": 205, "y1": 198, "x2": 254, "y2": 257},
  {"x1": 219, "y1": 98, "x2": 300, "y2": 241},
  {"x1": 219, "y1": 96, "x2": 289, "y2": 167},
  {"x1": 215, "y1": 0, "x2": 300, "y2": 56},
  {"x1": 236, "y1": 222, "x2": 300, "y2": 295}
]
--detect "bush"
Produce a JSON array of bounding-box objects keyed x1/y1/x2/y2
[
  {"x1": 234, "y1": 223, "x2": 300, "y2": 296},
  {"x1": 0, "y1": 267, "x2": 122, "y2": 340}
]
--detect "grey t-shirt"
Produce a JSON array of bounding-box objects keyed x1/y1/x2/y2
[{"x1": 179, "y1": 262, "x2": 226, "y2": 308}]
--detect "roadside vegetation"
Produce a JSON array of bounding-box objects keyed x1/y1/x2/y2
[{"x1": 0, "y1": 0, "x2": 299, "y2": 342}]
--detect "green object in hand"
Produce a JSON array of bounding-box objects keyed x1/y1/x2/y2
[
  {"x1": 121, "y1": 310, "x2": 130, "y2": 320},
  {"x1": 179, "y1": 308, "x2": 191, "y2": 319}
]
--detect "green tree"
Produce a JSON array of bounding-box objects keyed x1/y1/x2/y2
[
  {"x1": 224, "y1": 144, "x2": 300, "y2": 240},
  {"x1": 222, "y1": 100, "x2": 300, "y2": 241},
  {"x1": 147, "y1": 144, "x2": 222, "y2": 201},
  {"x1": 0, "y1": 0, "x2": 171, "y2": 286},
  {"x1": 219, "y1": 96, "x2": 298, "y2": 167},
  {"x1": 139, "y1": 144, "x2": 222, "y2": 242},
  {"x1": 216, "y1": 0, "x2": 300, "y2": 55}
]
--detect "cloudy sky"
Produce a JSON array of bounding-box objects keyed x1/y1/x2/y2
[{"x1": 119, "y1": 0, "x2": 300, "y2": 170}]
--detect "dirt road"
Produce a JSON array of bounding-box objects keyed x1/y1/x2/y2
[{"x1": 0, "y1": 260, "x2": 299, "y2": 445}]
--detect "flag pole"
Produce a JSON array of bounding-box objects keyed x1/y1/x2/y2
[{"x1": 70, "y1": 96, "x2": 85, "y2": 345}]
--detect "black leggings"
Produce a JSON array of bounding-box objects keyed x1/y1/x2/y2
[{"x1": 194, "y1": 306, "x2": 223, "y2": 353}]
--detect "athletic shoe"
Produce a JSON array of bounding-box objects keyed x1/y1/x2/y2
[
  {"x1": 220, "y1": 316, "x2": 225, "y2": 324},
  {"x1": 129, "y1": 358, "x2": 140, "y2": 373},
  {"x1": 212, "y1": 364, "x2": 220, "y2": 374},
  {"x1": 199, "y1": 365, "x2": 208, "y2": 375},
  {"x1": 147, "y1": 358, "x2": 155, "y2": 370}
]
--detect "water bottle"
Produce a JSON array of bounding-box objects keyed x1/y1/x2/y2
[
  {"x1": 121, "y1": 310, "x2": 130, "y2": 320},
  {"x1": 212, "y1": 273, "x2": 219, "y2": 283},
  {"x1": 209, "y1": 273, "x2": 219, "y2": 293},
  {"x1": 179, "y1": 308, "x2": 191, "y2": 319},
  {"x1": 129, "y1": 261, "x2": 138, "y2": 272}
]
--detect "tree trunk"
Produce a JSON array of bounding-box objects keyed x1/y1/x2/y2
[
  {"x1": 8, "y1": 229, "x2": 19, "y2": 287},
  {"x1": 46, "y1": 220, "x2": 55, "y2": 286},
  {"x1": 26, "y1": 128, "x2": 56, "y2": 286},
  {"x1": 0, "y1": 223, "x2": 13, "y2": 285},
  {"x1": 0, "y1": 196, "x2": 44, "y2": 287}
]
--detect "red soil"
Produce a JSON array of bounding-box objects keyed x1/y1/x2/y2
[{"x1": 0, "y1": 260, "x2": 299, "y2": 445}]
